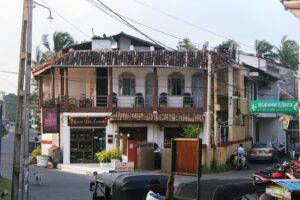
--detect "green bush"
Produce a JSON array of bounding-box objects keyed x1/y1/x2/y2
[
  {"x1": 95, "y1": 150, "x2": 111, "y2": 163},
  {"x1": 95, "y1": 148, "x2": 122, "y2": 163},
  {"x1": 181, "y1": 124, "x2": 202, "y2": 138},
  {"x1": 32, "y1": 148, "x2": 41, "y2": 158},
  {"x1": 110, "y1": 148, "x2": 122, "y2": 160}
]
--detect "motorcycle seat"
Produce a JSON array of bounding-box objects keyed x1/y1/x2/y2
[{"x1": 259, "y1": 167, "x2": 277, "y2": 175}]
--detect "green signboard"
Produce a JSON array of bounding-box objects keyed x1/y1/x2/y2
[{"x1": 249, "y1": 100, "x2": 298, "y2": 114}]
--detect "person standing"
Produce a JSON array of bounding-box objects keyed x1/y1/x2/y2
[
  {"x1": 289, "y1": 140, "x2": 296, "y2": 159},
  {"x1": 146, "y1": 176, "x2": 173, "y2": 200}
]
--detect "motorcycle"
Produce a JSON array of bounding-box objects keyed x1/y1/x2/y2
[
  {"x1": 252, "y1": 161, "x2": 300, "y2": 200},
  {"x1": 231, "y1": 146, "x2": 248, "y2": 170},
  {"x1": 235, "y1": 154, "x2": 247, "y2": 170}
]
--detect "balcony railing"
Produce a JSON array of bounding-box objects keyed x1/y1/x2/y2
[{"x1": 39, "y1": 94, "x2": 204, "y2": 110}]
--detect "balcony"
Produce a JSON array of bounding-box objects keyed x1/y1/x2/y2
[{"x1": 40, "y1": 93, "x2": 204, "y2": 114}]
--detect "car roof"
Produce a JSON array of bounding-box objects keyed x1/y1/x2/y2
[{"x1": 96, "y1": 172, "x2": 167, "y2": 188}]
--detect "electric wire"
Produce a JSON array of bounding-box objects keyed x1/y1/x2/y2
[
  {"x1": 87, "y1": 0, "x2": 175, "y2": 50},
  {"x1": 132, "y1": 0, "x2": 255, "y2": 51}
]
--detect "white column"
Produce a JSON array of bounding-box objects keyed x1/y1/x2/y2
[{"x1": 62, "y1": 115, "x2": 70, "y2": 164}]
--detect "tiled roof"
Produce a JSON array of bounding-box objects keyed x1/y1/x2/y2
[
  {"x1": 50, "y1": 50, "x2": 230, "y2": 69},
  {"x1": 110, "y1": 112, "x2": 204, "y2": 123}
]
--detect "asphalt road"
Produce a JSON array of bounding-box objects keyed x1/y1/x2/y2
[
  {"x1": 1, "y1": 127, "x2": 93, "y2": 200},
  {"x1": 0, "y1": 126, "x2": 284, "y2": 200}
]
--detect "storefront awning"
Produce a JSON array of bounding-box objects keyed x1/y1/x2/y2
[{"x1": 110, "y1": 112, "x2": 204, "y2": 124}]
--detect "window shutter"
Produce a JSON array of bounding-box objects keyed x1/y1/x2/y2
[{"x1": 119, "y1": 78, "x2": 122, "y2": 95}]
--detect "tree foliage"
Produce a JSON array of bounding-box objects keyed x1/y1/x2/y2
[
  {"x1": 181, "y1": 124, "x2": 202, "y2": 138},
  {"x1": 255, "y1": 40, "x2": 275, "y2": 59},
  {"x1": 254, "y1": 36, "x2": 298, "y2": 69},
  {"x1": 32, "y1": 31, "x2": 75, "y2": 68},
  {"x1": 275, "y1": 36, "x2": 298, "y2": 69},
  {"x1": 223, "y1": 39, "x2": 239, "y2": 50},
  {"x1": 177, "y1": 38, "x2": 197, "y2": 50}
]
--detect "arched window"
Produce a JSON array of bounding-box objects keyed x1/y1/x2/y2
[
  {"x1": 168, "y1": 72, "x2": 184, "y2": 95},
  {"x1": 192, "y1": 73, "x2": 204, "y2": 107},
  {"x1": 119, "y1": 72, "x2": 135, "y2": 95}
]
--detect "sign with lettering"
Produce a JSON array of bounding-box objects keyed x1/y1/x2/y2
[
  {"x1": 43, "y1": 107, "x2": 59, "y2": 133},
  {"x1": 115, "y1": 162, "x2": 134, "y2": 172},
  {"x1": 249, "y1": 100, "x2": 298, "y2": 114},
  {"x1": 68, "y1": 117, "x2": 107, "y2": 127}
]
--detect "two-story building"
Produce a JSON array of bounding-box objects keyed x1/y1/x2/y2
[
  {"x1": 33, "y1": 33, "x2": 232, "y2": 164},
  {"x1": 238, "y1": 53, "x2": 297, "y2": 147}
]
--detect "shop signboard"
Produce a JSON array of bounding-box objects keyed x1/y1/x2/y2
[
  {"x1": 42, "y1": 107, "x2": 59, "y2": 133},
  {"x1": 68, "y1": 117, "x2": 107, "y2": 127},
  {"x1": 249, "y1": 100, "x2": 298, "y2": 114},
  {"x1": 115, "y1": 162, "x2": 134, "y2": 172}
]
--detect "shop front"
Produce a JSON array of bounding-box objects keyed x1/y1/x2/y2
[
  {"x1": 70, "y1": 128, "x2": 106, "y2": 163},
  {"x1": 62, "y1": 114, "x2": 110, "y2": 164}
]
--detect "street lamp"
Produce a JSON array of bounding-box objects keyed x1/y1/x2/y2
[{"x1": 33, "y1": 1, "x2": 54, "y2": 22}]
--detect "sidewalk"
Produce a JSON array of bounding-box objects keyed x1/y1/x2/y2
[{"x1": 58, "y1": 163, "x2": 113, "y2": 175}]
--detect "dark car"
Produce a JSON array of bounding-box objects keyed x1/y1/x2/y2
[
  {"x1": 90, "y1": 172, "x2": 168, "y2": 200},
  {"x1": 248, "y1": 142, "x2": 278, "y2": 163}
]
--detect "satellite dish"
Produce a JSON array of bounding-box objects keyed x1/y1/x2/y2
[{"x1": 202, "y1": 41, "x2": 209, "y2": 51}]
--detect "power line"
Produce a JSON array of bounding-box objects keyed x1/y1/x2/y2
[
  {"x1": 132, "y1": 0, "x2": 255, "y2": 51},
  {"x1": 88, "y1": 0, "x2": 175, "y2": 50},
  {"x1": 37, "y1": 0, "x2": 107, "y2": 49},
  {"x1": 0, "y1": 70, "x2": 18, "y2": 74}
]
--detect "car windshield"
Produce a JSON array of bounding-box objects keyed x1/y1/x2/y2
[{"x1": 253, "y1": 143, "x2": 272, "y2": 148}]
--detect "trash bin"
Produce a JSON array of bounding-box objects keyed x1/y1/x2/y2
[{"x1": 48, "y1": 145, "x2": 60, "y2": 163}]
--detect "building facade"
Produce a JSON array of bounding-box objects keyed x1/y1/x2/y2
[{"x1": 33, "y1": 33, "x2": 234, "y2": 164}]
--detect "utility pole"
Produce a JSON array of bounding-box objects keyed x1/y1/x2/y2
[
  {"x1": 12, "y1": 0, "x2": 32, "y2": 200},
  {"x1": 205, "y1": 54, "x2": 212, "y2": 169},
  {"x1": 298, "y1": 42, "x2": 300, "y2": 143},
  {"x1": 213, "y1": 72, "x2": 218, "y2": 165},
  {"x1": 0, "y1": 95, "x2": 3, "y2": 175}
]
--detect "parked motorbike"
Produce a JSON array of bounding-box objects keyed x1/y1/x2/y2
[
  {"x1": 277, "y1": 143, "x2": 286, "y2": 157},
  {"x1": 252, "y1": 160, "x2": 300, "y2": 199}
]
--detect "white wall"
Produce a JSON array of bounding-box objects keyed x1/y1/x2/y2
[
  {"x1": 42, "y1": 77, "x2": 51, "y2": 100},
  {"x1": 112, "y1": 67, "x2": 201, "y2": 107},
  {"x1": 68, "y1": 68, "x2": 94, "y2": 98},
  {"x1": 92, "y1": 39, "x2": 112, "y2": 50},
  {"x1": 239, "y1": 54, "x2": 267, "y2": 70},
  {"x1": 258, "y1": 118, "x2": 286, "y2": 147},
  {"x1": 119, "y1": 37, "x2": 131, "y2": 50},
  {"x1": 257, "y1": 81, "x2": 279, "y2": 100}
]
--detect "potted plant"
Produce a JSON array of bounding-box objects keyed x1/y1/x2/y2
[
  {"x1": 33, "y1": 148, "x2": 49, "y2": 167},
  {"x1": 110, "y1": 148, "x2": 122, "y2": 168},
  {"x1": 95, "y1": 150, "x2": 111, "y2": 167}
]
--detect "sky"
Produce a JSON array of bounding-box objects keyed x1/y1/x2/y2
[{"x1": 0, "y1": 0, "x2": 300, "y2": 94}]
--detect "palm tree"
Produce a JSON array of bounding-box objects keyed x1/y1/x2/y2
[
  {"x1": 274, "y1": 36, "x2": 298, "y2": 69},
  {"x1": 177, "y1": 38, "x2": 197, "y2": 50},
  {"x1": 255, "y1": 40, "x2": 275, "y2": 59},
  {"x1": 32, "y1": 31, "x2": 75, "y2": 68},
  {"x1": 223, "y1": 39, "x2": 239, "y2": 50},
  {"x1": 43, "y1": 31, "x2": 75, "y2": 52}
]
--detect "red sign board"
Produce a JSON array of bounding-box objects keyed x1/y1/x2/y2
[
  {"x1": 42, "y1": 107, "x2": 59, "y2": 133},
  {"x1": 68, "y1": 117, "x2": 107, "y2": 127}
]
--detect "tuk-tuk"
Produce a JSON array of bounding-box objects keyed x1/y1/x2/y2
[{"x1": 90, "y1": 172, "x2": 168, "y2": 200}]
